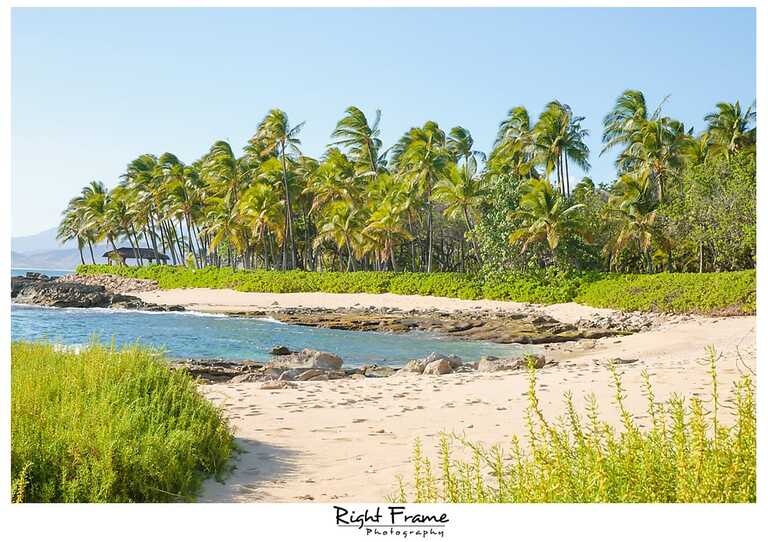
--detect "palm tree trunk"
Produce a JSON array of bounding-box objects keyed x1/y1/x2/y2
[
  {"x1": 87, "y1": 239, "x2": 96, "y2": 264},
  {"x1": 279, "y1": 142, "x2": 297, "y2": 270},
  {"x1": 185, "y1": 215, "x2": 198, "y2": 268},
  {"x1": 462, "y1": 207, "x2": 482, "y2": 267},
  {"x1": 77, "y1": 240, "x2": 85, "y2": 265},
  {"x1": 426, "y1": 177, "x2": 434, "y2": 273},
  {"x1": 147, "y1": 215, "x2": 161, "y2": 264},
  {"x1": 108, "y1": 237, "x2": 120, "y2": 266},
  {"x1": 390, "y1": 239, "x2": 398, "y2": 272},
  {"x1": 564, "y1": 154, "x2": 571, "y2": 197}
]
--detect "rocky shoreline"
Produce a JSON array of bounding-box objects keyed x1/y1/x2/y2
[
  {"x1": 169, "y1": 347, "x2": 550, "y2": 387},
  {"x1": 11, "y1": 272, "x2": 183, "y2": 311},
  {"x1": 257, "y1": 307, "x2": 620, "y2": 344}
]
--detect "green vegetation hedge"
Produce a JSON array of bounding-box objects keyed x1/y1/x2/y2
[
  {"x1": 76, "y1": 264, "x2": 755, "y2": 314},
  {"x1": 11, "y1": 341, "x2": 233, "y2": 503},
  {"x1": 575, "y1": 270, "x2": 756, "y2": 315}
]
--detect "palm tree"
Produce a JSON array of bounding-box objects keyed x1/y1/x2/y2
[
  {"x1": 238, "y1": 180, "x2": 284, "y2": 269},
  {"x1": 121, "y1": 154, "x2": 163, "y2": 263},
  {"x1": 533, "y1": 101, "x2": 591, "y2": 197},
  {"x1": 602, "y1": 90, "x2": 686, "y2": 202},
  {"x1": 604, "y1": 172, "x2": 668, "y2": 273},
  {"x1": 56, "y1": 207, "x2": 86, "y2": 265},
  {"x1": 704, "y1": 101, "x2": 756, "y2": 158},
  {"x1": 488, "y1": 106, "x2": 537, "y2": 177},
  {"x1": 509, "y1": 179, "x2": 586, "y2": 258},
  {"x1": 434, "y1": 156, "x2": 486, "y2": 266},
  {"x1": 391, "y1": 121, "x2": 450, "y2": 272},
  {"x1": 303, "y1": 148, "x2": 359, "y2": 212},
  {"x1": 106, "y1": 185, "x2": 142, "y2": 265},
  {"x1": 253, "y1": 109, "x2": 304, "y2": 270},
  {"x1": 313, "y1": 200, "x2": 364, "y2": 271},
  {"x1": 363, "y1": 197, "x2": 412, "y2": 271},
  {"x1": 330, "y1": 106, "x2": 384, "y2": 177},
  {"x1": 447, "y1": 126, "x2": 486, "y2": 164},
  {"x1": 79, "y1": 181, "x2": 121, "y2": 261}
]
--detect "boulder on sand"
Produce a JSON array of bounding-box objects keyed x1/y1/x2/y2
[
  {"x1": 476, "y1": 354, "x2": 546, "y2": 372},
  {"x1": 402, "y1": 352, "x2": 463, "y2": 375},
  {"x1": 423, "y1": 358, "x2": 452, "y2": 375},
  {"x1": 267, "y1": 348, "x2": 343, "y2": 370}
]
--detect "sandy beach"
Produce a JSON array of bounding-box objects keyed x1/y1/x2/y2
[{"x1": 135, "y1": 288, "x2": 757, "y2": 503}]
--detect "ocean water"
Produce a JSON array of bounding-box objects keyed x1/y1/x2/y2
[
  {"x1": 10, "y1": 304, "x2": 529, "y2": 366},
  {"x1": 12, "y1": 267, "x2": 73, "y2": 278}
]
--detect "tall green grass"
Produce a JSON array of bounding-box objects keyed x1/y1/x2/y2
[
  {"x1": 395, "y1": 350, "x2": 755, "y2": 503},
  {"x1": 11, "y1": 341, "x2": 234, "y2": 503},
  {"x1": 76, "y1": 264, "x2": 756, "y2": 314}
]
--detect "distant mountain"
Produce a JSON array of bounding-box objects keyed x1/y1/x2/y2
[
  {"x1": 10, "y1": 227, "x2": 110, "y2": 270},
  {"x1": 11, "y1": 246, "x2": 109, "y2": 271},
  {"x1": 11, "y1": 227, "x2": 76, "y2": 253}
]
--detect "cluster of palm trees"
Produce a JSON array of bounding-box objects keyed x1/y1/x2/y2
[
  {"x1": 58, "y1": 92, "x2": 755, "y2": 274},
  {"x1": 509, "y1": 92, "x2": 755, "y2": 272}
]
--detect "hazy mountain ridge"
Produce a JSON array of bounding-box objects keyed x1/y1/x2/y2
[{"x1": 12, "y1": 228, "x2": 109, "y2": 270}]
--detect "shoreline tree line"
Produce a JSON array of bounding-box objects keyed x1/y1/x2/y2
[{"x1": 58, "y1": 91, "x2": 756, "y2": 274}]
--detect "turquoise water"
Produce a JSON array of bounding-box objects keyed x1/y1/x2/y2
[{"x1": 11, "y1": 304, "x2": 528, "y2": 366}]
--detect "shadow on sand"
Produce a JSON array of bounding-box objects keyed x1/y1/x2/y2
[{"x1": 198, "y1": 438, "x2": 302, "y2": 503}]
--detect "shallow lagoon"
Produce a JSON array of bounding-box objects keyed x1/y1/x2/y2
[{"x1": 11, "y1": 304, "x2": 530, "y2": 366}]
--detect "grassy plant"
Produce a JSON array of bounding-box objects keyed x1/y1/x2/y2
[
  {"x1": 76, "y1": 264, "x2": 755, "y2": 314},
  {"x1": 11, "y1": 341, "x2": 234, "y2": 503},
  {"x1": 395, "y1": 350, "x2": 755, "y2": 503}
]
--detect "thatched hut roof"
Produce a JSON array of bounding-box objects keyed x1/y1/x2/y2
[{"x1": 102, "y1": 247, "x2": 170, "y2": 260}]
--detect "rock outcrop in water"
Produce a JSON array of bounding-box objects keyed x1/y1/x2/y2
[
  {"x1": 229, "y1": 307, "x2": 620, "y2": 345},
  {"x1": 11, "y1": 273, "x2": 183, "y2": 311}
]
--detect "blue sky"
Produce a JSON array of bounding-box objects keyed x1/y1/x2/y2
[{"x1": 11, "y1": 7, "x2": 756, "y2": 237}]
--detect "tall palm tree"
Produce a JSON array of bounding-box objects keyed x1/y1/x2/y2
[
  {"x1": 704, "y1": 101, "x2": 756, "y2": 158},
  {"x1": 363, "y1": 197, "x2": 412, "y2": 271},
  {"x1": 330, "y1": 106, "x2": 384, "y2": 177},
  {"x1": 533, "y1": 101, "x2": 591, "y2": 197},
  {"x1": 434, "y1": 156, "x2": 486, "y2": 265},
  {"x1": 602, "y1": 90, "x2": 685, "y2": 202},
  {"x1": 56, "y1": 207, "x2": 86, "y2": 265},
  {"x1": 604, "y1": 172, "x2": 668, "y2": 273},
  {"x1": 121, "y1": 154, "x2": 162, "y2": 263},
  {"x1": 253, "y1": 109, "x2": 304, "y2": 270},
  {"x1": 238, "y1": 180, "x2": 284, "y2": 269},
  {"x1": 509, "y1": 179, "x2": 586, "y2": 257},
  {"x1": 391, "y1": 121, "x2": 450, "y2": 272},
  {"x1": 313, "y1": 200, "x2": 364, "y2": 271},
  {"x1": 488, "y1": 106, "x2": 537, "y2": 177},
  {"x1": 447, "y1": 126, "x2": 486, "y2": 164},
  {"x1": 80, "y1": 181, "x2": 120, "y2": 260}
]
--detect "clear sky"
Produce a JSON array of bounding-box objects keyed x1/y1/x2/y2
[{"x1": 11, "y1": 7, "x2": 756, "y2": 237}]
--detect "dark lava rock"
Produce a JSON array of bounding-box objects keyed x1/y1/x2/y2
[
  {"x1": 270, "y1": 345, "x2": 294, "y2": 356},
  {"x1": 11, "y1": 276, "x2": 184, "y2": 312}
]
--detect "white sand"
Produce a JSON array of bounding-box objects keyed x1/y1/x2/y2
[
  {"x1": 187, "y1": 298, "x2": 755, "y2": 502},
  {"x1": 136, "y1": 288, "x2": 618, "y2": 324}
]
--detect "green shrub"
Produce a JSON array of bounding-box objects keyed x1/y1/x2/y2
[
  {"x1": 11, "y1": 341, "x2": 233, "y2": 503},
  {"x1": 395, "y1": 350, "x2": 756, "y2": 503},
  {"x1": 75, "y1": 264, "x2": 756, "y2": 314},
  {"x1": 576, "y1": 270, "x2": 756, "y2": 314}
]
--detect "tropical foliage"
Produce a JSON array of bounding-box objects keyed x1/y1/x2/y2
[
  {"x1": 77, "y1": 264, "x2": 756, "y2": 315},
  {"x1": 59, "y1": 92, "x2": 755, "y2": 275}
]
